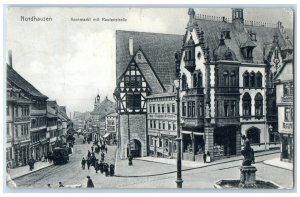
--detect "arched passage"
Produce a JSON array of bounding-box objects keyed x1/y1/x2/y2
[{"x1": 131, "y1": 139, "x2": 142, "y2": 157}]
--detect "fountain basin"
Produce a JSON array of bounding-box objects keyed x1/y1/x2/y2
[{"x1": 214, "y1": 179, "x2": 283, "y2": 189}]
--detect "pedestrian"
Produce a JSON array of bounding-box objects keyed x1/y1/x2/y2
[
  {"x1": 91, "y1": 146, "x2": 94, "y2": 152},
  {"x1": 99, "y1": 161, "x2": 104, "y2": 174},
  {"x1": 81, "y1": 157, "x2": 86, "y2": 169},
  {"x1": 87, "y1": 158, "x2": 91, "y2": 170},
  {"x1": 109, "y1": 164, "x2": 115, "y2": 176},
  {"x1": 95, "y1": 159, "x2": 99, "y2": 173},
  {"x1": 203, "y1": 152, "x2": 207, "y2": 163},
  {"x1": 47, "y1": 184, "x2": 51, "y2": 188},
  {"x1": 59, "y1": 182, "x2": 64, "y2": 187},
  {"x1": 28, "y1": 158, "x2": 34, "y2": 171},
  {"x1": 105, "y1": 147, "x2": 108, "y2": 154},
  {"x1": 87, "y1": 150, "x2": 91, "y2": 159},
  {"x1": 104, "y1": 163, "x2": 109, "y2": 176},
  {"x1": 206, "y1": 151, "x2": 211, "y2": 163},
  {"x1": 101, "y1": 152, "x2": 105, "y2": 161},
  {"x1": 86, "y1": 176, "x2": 94, "y2": 188}
]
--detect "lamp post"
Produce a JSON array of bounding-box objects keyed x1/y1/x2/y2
[
  {"x1": 174, "y1": 78, "x2": 183, "y2": 188},
  {"x1": 127, "y1": 111, "x2": 133, "y2": 166}
]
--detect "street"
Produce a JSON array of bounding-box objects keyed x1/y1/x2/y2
[
  {"x1": 13, "y1": 135, "x2": 117, "y2": 188},
  {"x1": 13, "y1": 134, "x2": 293, "y2": 189}
]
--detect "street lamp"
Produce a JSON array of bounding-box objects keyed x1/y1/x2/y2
[{"x1": 174, "y1": 78, "x2": 183, "y2": 188}]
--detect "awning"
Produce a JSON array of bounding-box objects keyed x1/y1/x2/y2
[{"x1": 103, "y1": 133, "x2": 111, "y2": 138}]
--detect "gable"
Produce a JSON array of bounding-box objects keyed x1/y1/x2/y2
[{"x1": 274, "y1": 61, "x2": 293, "y2": 81}]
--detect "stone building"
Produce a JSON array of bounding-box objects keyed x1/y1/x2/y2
[
  {"x1": 7, "y1": 60, "x2": 48, "y2": 163},
  {"x1": 104, "y1": 112, "x2": 118, "y2": 143},
  {"x1": 273, "y1": 53, "x2": 294, "y2": 162},
  {"x1": 147, "y1": 93, "x2": 177, "y2": 158},
  {"x1": 177, "y1": 8, "x2": 293, "y2": 161},
  {"x1": 114, "y1": 31, "x2": 182, "y2": 159}
]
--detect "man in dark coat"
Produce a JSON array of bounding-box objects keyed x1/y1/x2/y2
[
  {"x1": 101, "y1": 152, "x2": 105, "y2": 162},
  {"x1": 91, "y1": 146, "x2": 94, "y2": 152},
  {"x1": 87, "y1": 158, "x2": 91, "y2": 170},
  {"x1": 86, "y1": 176, "x2": 94, "y2": 188},
  {"x1": 104, "y1": 163, "x2": 109, "y2": 176},
  {"x1": 109, "y1": 164, "x2": 115, "y2": 176},
  {"x1": 87, "y1": 150, "x2": 91, "y2": 159},
  {"x1": 94, "y1": 159, "x2": 99, "y2": 173},
  {"x1": 81, "y1": 157, "x2": 86, "y2": 169},
  {"x1": 99, "y1": 161, "x2": 104, "y2": 174}
]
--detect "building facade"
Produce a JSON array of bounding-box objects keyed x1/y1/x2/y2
[
  {"x1": 274, "y1": 54, "x2": 294, "y2": 162},
  {"x1": 115, "y1": 31, "x2": 182, "y2": 159},
  {"x1": 177, "y1": 8, "x2": 292, "y2": 161},
  {"x1": 104, "y1": 112, "x2": 118, "y2": 143},
  {"x1": 147, "y1": 93, "x2": 178, "y2": 158}
]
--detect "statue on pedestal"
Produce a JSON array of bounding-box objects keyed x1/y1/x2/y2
[{"x1": 241, "y1": 135, "x2": 255, "y2": 166}]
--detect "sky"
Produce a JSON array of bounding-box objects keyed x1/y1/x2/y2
[{"x1": 5, "y1": 7, "x2": 294, "y2": 116}]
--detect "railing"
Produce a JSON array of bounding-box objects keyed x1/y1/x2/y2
[
  {"x1": 15, "y1": 116, "x2": 30, "y2": 122},
  {"x1": 283, "y1": 122, "x2": 293, "y2": 130},
  {"x1": 194, "y1": 13, "x2": 276, "y2": 28},
  {"x1": 185, "y1": 88, "x2": 204, "y2": 95},
  {"x1": 282, "y1": 96, "x2": 293, "y2": 102}
]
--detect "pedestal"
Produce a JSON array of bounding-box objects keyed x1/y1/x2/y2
[{"x1": 238, "y1": 166, "x2": 257, "y2": 188}]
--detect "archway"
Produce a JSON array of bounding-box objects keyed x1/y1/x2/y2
[{"x1": 131, "y1": 139, "x2": 142, "y2": 157}]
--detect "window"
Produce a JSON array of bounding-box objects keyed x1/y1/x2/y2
[
  {"x1": 182, "y1": 74, "x2": 187, "y2": 90},
  {"x1": 153, "y1": 104, "x2": 156, "y2": 113},
  {"x1": 256, "y1": 72, "x2": 262, "y2": 88},
  {"x1": 243, "y1": 93, "x2": 252, "y2": 117},
  {"x1": 15, "y1": 107, "x2": 18, "y2": 117},
  {"x1": 188, "y1": 102, "x2": 192, "y2": 117},
  {"x1": 285, "y1": 107, "x2": 293, "y2": 122},
  {"x1": 223, "y1": 31, "x2": 231, "y2": 39},
  {"x1": 15, "y1": 125, "x2": 18, "y2": 137},
  {"x1": 243, "y1": 71, "x2": 249, "y2": 88},
  {"x1": 153, "y1": 120, "x2": 156, "y2": 129},
  {"x1": 250, "y1": 72, "x2": 255, "y2": 88},
  {"x1": 6, "y1": 106, "x2": 9, "y2": 116},
  {"x1": 158, "y1": 104, "x2": 160, "y2": 113},
  {"x1": 150, "y1": 120, "x2": 153, "y2": 128},
  {"x1": 7, "y1": 123, "x2": 10, "y2": 136},
  {"x1": 224, "y1": 101, "x2": 229, "y2": 117},
  {"x1": 192, "y1": 102, "x2": 195, "y2": 117},
  {"x1": 198, "y1": 101, "x2": 203, "y2": 116},
  {"x1": 167, "y1": 104, "x2": 170, "y2": 113},
  {"x1": 173, "y1": 123, "x2": 176, "y2": 131},
  {"x1": 127, "y1": 94, "x2": 141, "y2": 110},
  {"x1": 162, "y1": 104, "x2": 165, "y2": 113},
  {"x1": 255, "y1": 93, "x2": 263, "y2": 118},
  {"x1": 172, "y1": 103, "x2": 175, "y2": 113},
  {"x1": 230, "y1": 100, "x2": 237, "y2": 116},
  {"x1": 247, "y1": 128, "x2": 260, "y2": 144},
  {"x1": 168, "y1": 122, "x2": 172, "y2": 130},
  {"x1": 230, "y1": 71, "x2": 236, "y2": 86},
  {"x1": 284, "y1": 83, "x2": 293, "y2": 96},
  {"x1": 198, "y1": 72, "x2": 203, "y2": 87},
  {"x1": 162, "y1": 122, "x2": 165, "y2": 130},
  {"x1": 250, "y1": 33, "x2": 257, "y2": 41},
  {"x1": 182, "y1": 102, "x2": 187, "y2": 116},
  {"x1": 223, "y1": 71, "x2": 229, "y2": 86},
  {"x1": 159, "y1": 139, "x2": 162, "y2": 147},
  {"x1": 159, "y1": 121, "x2": 161, "y2": 129},
  {"x1": 193, "y1": 73, "x2": 197, "y2": 88}
]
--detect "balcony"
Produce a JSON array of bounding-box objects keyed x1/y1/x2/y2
[
  {"x1": 215, "y1": 86, "x2": 239, "y2": 94},
  {"x1": 185, "y1": 88, "x2": 204, "y2": 95},
  {"x1": 15, "y1": 116, "x2": 30, "y2": 123},
  {"x1": 281, "y1": 96, "x2": 293, "y2": 103}
]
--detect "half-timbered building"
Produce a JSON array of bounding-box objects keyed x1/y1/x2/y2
[{"x1": 115, "y1": 31, "x2": 182, "y2": 159}]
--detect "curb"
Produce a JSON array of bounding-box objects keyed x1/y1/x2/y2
[
  {"x1": 115, "y1": 150, "x2": 280, "y2": 178},
  {"x1": 11, "y1": 163, "x2": 54, "y2": 180},
  {"x1": 263, "y1": 161, "x2": 293, "y2": 171}
]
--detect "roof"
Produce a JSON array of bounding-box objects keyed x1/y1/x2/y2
[
  {"x1": 116, "y1": 31, "x2": 183, "y2": 88},
  {"x1": 146, "y1": 91, "x2": 176, "y2": 99},
  {"x1": 7, "y1": 64, "x2": 48, "y2": 99},
  {"x1": 106, "y1": 112, "x2": 118, "y2": 117},
  {"x1": 190, "y1": 18, "x2": 293, "y2": 64},
  {"x1": 91, "y1": 97, "x2": 116, "y2": 119}
]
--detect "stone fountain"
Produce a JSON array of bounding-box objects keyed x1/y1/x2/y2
[{"x1": 214, "y1": 136, "x2": 282, "y2": 189}]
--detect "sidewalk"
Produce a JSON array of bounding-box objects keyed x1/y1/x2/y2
[
  {"x1": 8, "y1": 161, "x2": 54, "y2": 180},
  {"x1": 263, "y1": 157, "x2": 293, "y2": 171}
]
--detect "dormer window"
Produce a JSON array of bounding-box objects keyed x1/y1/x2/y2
[{"x1": 223, "y1": 31, "x2": 231, "y2": 39}]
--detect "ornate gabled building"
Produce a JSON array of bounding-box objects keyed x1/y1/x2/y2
[
  {"x1": 178, "y1": 8, "x2": 293, "y2": 161},
  {"x1": 114, "y1": 31, "x2": 182, "y2": 159}
]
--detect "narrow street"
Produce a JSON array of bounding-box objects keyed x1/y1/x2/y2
[{"x1": 13, "y1": 135, "x2": 117, "y2": 188}]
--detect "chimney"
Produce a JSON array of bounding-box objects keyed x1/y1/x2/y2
[
  {"x1": 129, "y1": 37, "x2": 133, "y2": 56},
  {"x1": 8, "y1": 50, "x2": 12, "y2": 67}
]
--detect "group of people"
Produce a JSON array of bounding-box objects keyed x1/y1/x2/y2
[{"x1": 81, "y1": 143, "x2": 115, "y2": 177}]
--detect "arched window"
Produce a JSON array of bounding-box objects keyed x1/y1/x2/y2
[
  {"x1": 198, "y1": 72, "x2": 203, "y2": 87},
  {"x1": 256, "y1": 72, "x2": 262, "y2": 88},
  {"x1": 242, "y1": 92, "x2": 251, "y2": 118},
  {"x1": 250, "y1": 71, "x2": 255, "y2": 88},
  {"x1": 246, "y1": 128, "x2": 260, "y2": 144},
  {"x1": 193, "y1": 73, "x2": 197, "y2": 88},
  {"x1": 243, "y1": 71, "x2": 249, "y2": 88},
  {"x1": 230, "y1": 71, "x2": 236, "y2": 86},
  {"x1": 254, "y1": 93, "x2": 263, "y2": 118},
  {"x1": 223, "y1": 70, "x2": 229, "y2": 86},
  {"x1": 182, "y1": 74, "x2": 187, "y2": 90}
]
